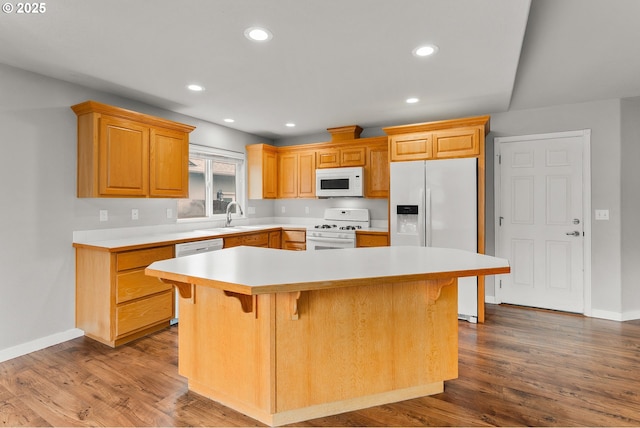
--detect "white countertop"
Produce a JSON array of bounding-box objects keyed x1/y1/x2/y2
[
  {"x1": 72, "y1": 222, "x2": 387, "y2": 251},
  {"x1": 72, "y1": 224, "x2": 308, "y2": 250},
  {"x1": 146, "y1": 246, "x2": 510, "y2": 295}
]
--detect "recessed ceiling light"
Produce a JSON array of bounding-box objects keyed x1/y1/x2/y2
[
  {"x1": 224, "y1": 118, "x2": 235, "y2": 123},
  {"x1": 413, "y1": 44, "x2": 438, "y2": 57},
  {"x1": 285, "y1": 123, "x2": 296, "y2": 128},
  {"x1": 187, "y1": 84, "x2": 205, "y2": 92},
  {"x1": 406, "y1": 97, "x2": 419, "y2": 104},
  {"x1": 245, "y1": 27, "x2": 273, "y2": 42}
]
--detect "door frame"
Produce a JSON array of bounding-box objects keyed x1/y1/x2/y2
[{"x1": 494, "y1": 129, "x2": 592, "y2": 316}]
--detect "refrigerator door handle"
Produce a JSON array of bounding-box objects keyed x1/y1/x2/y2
[
  {"x1": 425, "y1": 188, "x2": 432, "y2": 247},
  {"x1": 418, "y1": 188, "x2": 425, "y2": 246}
]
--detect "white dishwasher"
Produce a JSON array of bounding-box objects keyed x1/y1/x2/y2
[{"x1": 172, "y1": 238, "x2": 224, "y2": 323}]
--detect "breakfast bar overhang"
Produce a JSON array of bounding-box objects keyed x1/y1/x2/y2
[{"x1": 146, "y1": 246, "x2": 510, "y2": 426}]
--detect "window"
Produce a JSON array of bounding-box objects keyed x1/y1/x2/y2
[{"x1": 178, "y1": 145, "x2": 246, "y2": 220}]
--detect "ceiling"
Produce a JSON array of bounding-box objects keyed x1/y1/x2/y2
[{"x1": 1, "y1": 0, "x2": 639, "y2": 140}]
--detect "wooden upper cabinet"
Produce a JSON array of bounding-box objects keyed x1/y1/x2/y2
[
  {"x1": 389, "y1": 132, "x2": 432, "y2": 161},
  {"x1": 385, "y1": 115, "x2": 489, "y2": 162},
  {"x1": 149, "y1": 127, "x2": 189, "y2": 197},
  {"x1": 432, "y1": 126, "x2": 480, "y2": 159},
  {"x1": 317, "y1": 146, "x2": 366, "y2": 168},
  {"x1": 98, "y1": 116, "x2": 149, "y2": 196},
  {"x1": 316, "y1": 149, "x2": 340, "y2": 168},
  {"x1": 72, "y1": 100, "x2": 195, "y2": 198},
  {"x1": 247, "y1": 144, "x2": 278, "y2": 199},
  {"x1": 340, "y1": 147, "x2": 366, "y2": 167},
  {"x1": 365, "y1": 140, "x2": 389, "y2": 198},
  {"x1": 297, "y1": 151, "x2": 316, "y2": 198},
  {"x1": 278, "y1": 151, "x2": 298, "y2": 198}
]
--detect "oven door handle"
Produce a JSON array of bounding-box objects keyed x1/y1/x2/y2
[{"x1": 307, "y1": 236, "x2": 354, "y2": 244}]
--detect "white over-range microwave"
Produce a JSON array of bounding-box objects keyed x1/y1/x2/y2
[{"x1": 315, "y1": 167, "x2": 364, "y2": 198}]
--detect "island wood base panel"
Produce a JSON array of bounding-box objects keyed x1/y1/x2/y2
[
  {"x1": 189, "y1": 379, "x2": 444, "y2": 426},
  {"x1": 177, "y1": 277, "x2": 459, "y2": 425}
]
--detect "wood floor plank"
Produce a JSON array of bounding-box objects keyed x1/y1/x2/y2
[{"x1": 0, "y1": 304, "x2": 638, "y2": 426}]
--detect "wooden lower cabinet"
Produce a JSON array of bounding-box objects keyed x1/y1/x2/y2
[
  {"x1": 282, "y1": 229, "x2": 306, "y2": 251},
  {"x1": 269, "y1": 231, "x2": 282, "y2": 249},
  {"x1": 224, "y1": 231, "x2": 270, "y2": 248},
  {"x1": 75, "y1": 245, "x2": 175, "y2": 347},
  {"x1": 356, "y1": 231, "x2": 389, "y2": 247}
]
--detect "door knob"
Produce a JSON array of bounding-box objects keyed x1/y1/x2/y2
[{"x1": 566, "y1": 231, "x2": 580, "y2": 236}]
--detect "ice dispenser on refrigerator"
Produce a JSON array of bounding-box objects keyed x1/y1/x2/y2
[{"x1": 396, "y1": 205, "x2": 419, "y2": 235}]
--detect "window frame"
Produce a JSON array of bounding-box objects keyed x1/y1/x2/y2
[{"x1": 177, "y1": 144, "x2": 247, "y2": 222}]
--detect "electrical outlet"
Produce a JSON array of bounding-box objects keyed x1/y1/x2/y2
[
  {"x1": 305, "y1": 206, "x2": 310, "y2": 214},
  {"x1": 281, "y1": 206, "x2": 286, "y2": 214},
  {"x1": 131, "y1": 208, "x2": 139, "y2": 220},
  {"x1": 247, "y1": 206, "x2": 256, "y2": 215},
  {"x1": 166, "y1": 208, "x2": 173, "y2": 219},
  {"x1": 99, "y1": 210, "x2": 108, "y2": 222}
]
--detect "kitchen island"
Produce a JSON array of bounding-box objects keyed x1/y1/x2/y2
[{"x1": 146, "y1": 246, "x2": 509, "y2": 426}]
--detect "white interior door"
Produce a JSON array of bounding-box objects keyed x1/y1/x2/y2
[{"x1": 496, "y1": 131, "x2": 588, "y2": 313}]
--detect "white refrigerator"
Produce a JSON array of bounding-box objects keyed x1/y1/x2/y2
[{"x1": 390, "y1": 158, "x2": 478, "y2": 322}]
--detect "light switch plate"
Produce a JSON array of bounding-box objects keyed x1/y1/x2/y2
[
  {"x1": 247, "y1": 206, "x2": 256, "y2": 215},
  {"x1": 166, "y1": 208, "x2": 173, "y2": 219},
  {"x1": 595, "y1": 209, "x2": 609, "y2": 220}
]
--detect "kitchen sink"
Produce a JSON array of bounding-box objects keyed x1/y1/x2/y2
[{"x1": 195, "y1": 225, "x2": 272, "y2": 235}]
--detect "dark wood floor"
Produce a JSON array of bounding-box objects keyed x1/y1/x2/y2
[{"x1": 1, "y1": 304, "x2": 639, "y2": 427}]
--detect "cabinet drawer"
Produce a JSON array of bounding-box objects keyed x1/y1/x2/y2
[
  {"x1": 283, "y1": 242, "x2": 306, "y2": 251},
  {"x1": 224, "y1": 232, "x2": 269, "y2": 248},
  {"x1": 282, "y1": 230, "x2": 306, "y2": 243},
  {"x1": 116, "y1": 246, "x2": 174, "y2": 271},
  {"x1": 356, "y1": 232, "x2": 389, "y2": 247},
  {"x1": 116, "y1": 291, "x2": 173, "y2": 337},
  {"x1": 116, "y1": 269, "x2": 172, "y2": 304}
]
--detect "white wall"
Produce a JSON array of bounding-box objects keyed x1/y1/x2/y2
[
  {"x1": 0, "y1": 63, "x2": 270, "y2": 359},
  {"x1": 621, "y1": 98, "x2": 640, "y2": 319}
]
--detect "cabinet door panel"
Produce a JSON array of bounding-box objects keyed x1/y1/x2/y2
[
  {"x1": 316, "y1": 150, "x2": 340, "y2": 168},
  {"x1": 432, "y1": 127, "x2": 480, "y2": 158},
  {"x1": 99, "y1": 116, "x2": 149, "y2": 196},
  {"x1": 340, "y1": 147, "x2": 366, "y2": 166},
  {"x1": 298, "y1": 152, "x2": 316, "y2": 197},
  {"x1": 390, "y1": 133, "x2": 432, "y2": 161},
  {"x1": 278, "y1": 153, "x2": 298, "y2": 198},
  {"x1": 150, "y1": 128, "x2": 189, "y2": 197},
  {"x1": 365, "y1": 145, "x2": 389, "y2": 198},
  {"x1": 263, "y1": 150, "x2": 278, "y2": 198},
  {"x1": 269, "y1": 231, "x2": 282, "y2": 248}
]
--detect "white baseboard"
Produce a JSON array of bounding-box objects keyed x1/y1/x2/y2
[
  {"x1": 622, "y1": 310, "x2": 640, "y2": 321},
  {"x1": 0, "y1": 328, "x2": 84, "y2": 363},
  {"x1": 484, "y1": 296, "x2": 500, "y2": 304},
  {"x1": 590, "y1": 309, "x2": 624, "y2": 321}
]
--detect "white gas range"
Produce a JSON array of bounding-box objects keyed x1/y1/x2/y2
[{"x1": 306, "y1": 208, "x2": 370, "y2": 250}]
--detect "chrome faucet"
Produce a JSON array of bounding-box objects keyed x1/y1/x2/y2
[{"x1": 225, "y1": 201, "x2": 243, "y2": 227}]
